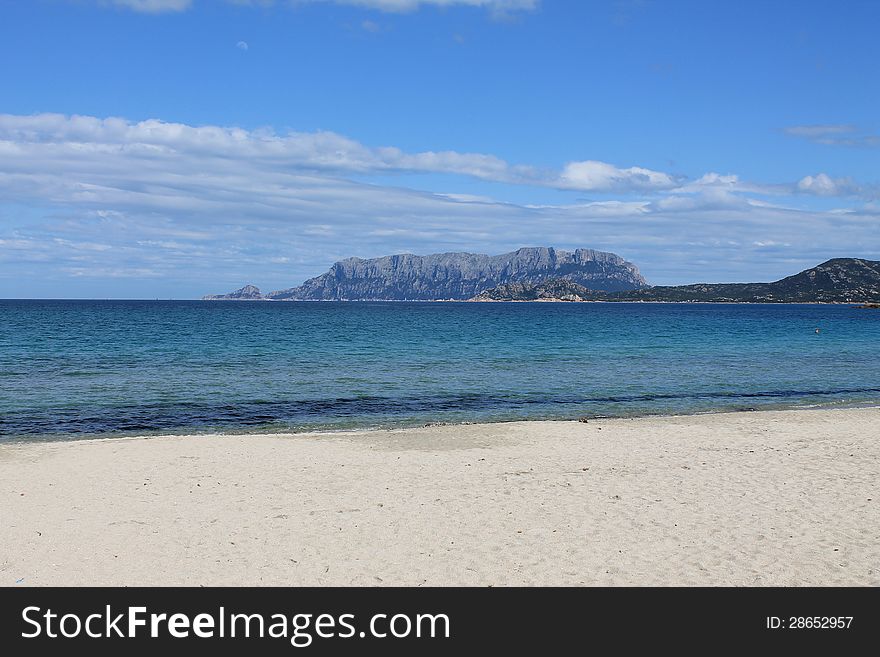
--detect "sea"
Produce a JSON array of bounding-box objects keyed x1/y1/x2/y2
[{"x1": 1, "y1": 300, "x2": 878, "y2": 442}]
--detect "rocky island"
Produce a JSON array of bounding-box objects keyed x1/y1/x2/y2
[{"x1": 203, "y1": 247, "x2": 647, "y2": 301}]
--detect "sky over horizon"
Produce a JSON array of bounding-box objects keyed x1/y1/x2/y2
[{"x1": 1, "y1": 0, "x2": 878, "y2": 298}]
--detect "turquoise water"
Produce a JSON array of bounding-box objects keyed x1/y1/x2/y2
[{"x1": 1, "y1": 300, "x2": 878, "y2": 441}]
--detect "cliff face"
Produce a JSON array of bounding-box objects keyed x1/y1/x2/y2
[{"x1": 265, "y1": 247, "x2": 647, "y2": 300}]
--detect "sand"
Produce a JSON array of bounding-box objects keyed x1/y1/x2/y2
[{"x1": 1, "y1": 407, "x2": 878, "y2": 586}]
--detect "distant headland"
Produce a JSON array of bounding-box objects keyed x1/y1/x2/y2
[{"x1": 204, "y1": 249, "x2": 880, "y2": 304}]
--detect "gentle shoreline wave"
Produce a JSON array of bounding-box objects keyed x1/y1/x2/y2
[{"x1": 3, "y1": 391, "x2": 879, "y2": 444}]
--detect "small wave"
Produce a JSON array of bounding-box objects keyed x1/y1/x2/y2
[{"x1": 3, "y1": 385, "x2": 880, "y2": 442}]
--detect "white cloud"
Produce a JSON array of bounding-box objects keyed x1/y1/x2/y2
[
  {"x1": 559, "y1": 160, "x2": 680, "y2": 192},
  {"x1": 0, "y1": 113, "x2": 677, "y2": 193},
  {"x1": 236, "y1": 40, "x2": 249, "y2": 50},
  {"x1": 797, "y1": 173, "x2": 858, "y2": 197},
  {"x1": 0, "y1": 114, "x2": 872, "y2": 203},
  {"x1": 673, "y1": 170, "x2": 874, "y2": 201},
  {"x1": 689, "y1": 172, "x2": 740, "y2": 187}
]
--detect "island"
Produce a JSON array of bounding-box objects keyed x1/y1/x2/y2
[{"x1": 203, "y1": 247, "x2": 646, "y2": 301}]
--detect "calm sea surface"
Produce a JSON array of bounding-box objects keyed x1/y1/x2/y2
[{"x1": 1, "y1": 300, "x2": 878, "y2": 441}]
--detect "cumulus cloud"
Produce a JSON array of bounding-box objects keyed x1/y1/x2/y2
[
  {"x1": 690, "y1": 172, "x2": 740, "y2": 186},
  {"x1": 559, "y1": 160, "x2": 681, "y2": 192},
  {"x1": 673, "y1": 170, "x2": 874, "y2": 201},
  {"x1": 797, "y1": 173, "x2": 859, "y2": 197}
]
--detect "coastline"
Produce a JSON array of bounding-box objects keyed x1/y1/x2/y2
[
  {"x1": 5, "y1": 298, "x2": 871, "y2": 304},
  {"x1": 200, "y1": 298, "x2": 870, "y2": 304},
  {"x1": 2, "y1": 406, "x2": 878, "y2": 586}
]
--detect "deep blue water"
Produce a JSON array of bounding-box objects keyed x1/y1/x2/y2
[{"x1": 1, "y1": 300, "x2": 878, "y2": 441}]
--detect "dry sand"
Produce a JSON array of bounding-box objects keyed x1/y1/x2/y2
[{"x1": 1, "y1": 407, "x2": 878, "y2": 586}]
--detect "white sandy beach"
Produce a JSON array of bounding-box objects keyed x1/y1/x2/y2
[{"x1": 1, "y1": 407, "x2": 878, "y2": 586}]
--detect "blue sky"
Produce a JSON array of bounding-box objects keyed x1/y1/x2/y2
[{"x1": 1, "y1": 0, "x2": 878, "y2": 298}]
